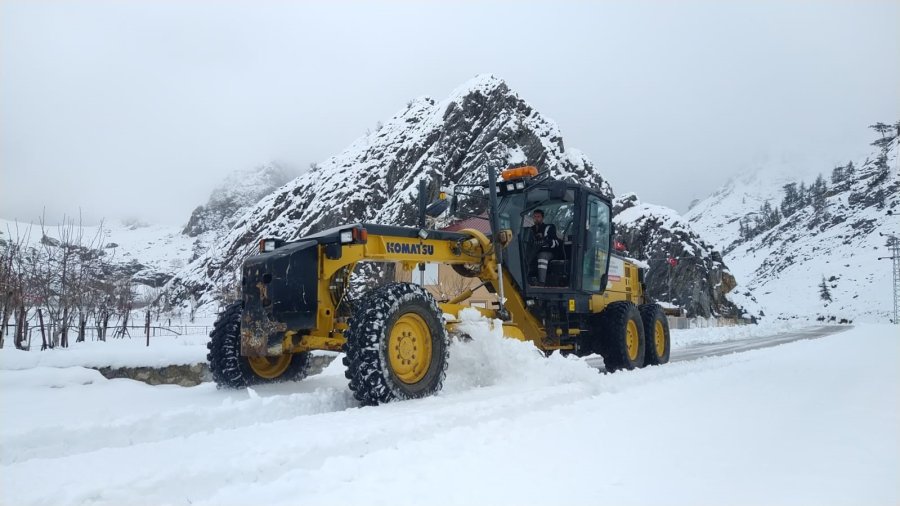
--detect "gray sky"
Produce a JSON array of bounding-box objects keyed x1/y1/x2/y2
[{"x1": 2, "y1": 0, "x2": 898, "y2": 226}]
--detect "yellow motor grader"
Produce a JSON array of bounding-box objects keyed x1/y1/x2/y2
[{"x1": 208, "y1": 166, "x2": 670, "y2": 405}]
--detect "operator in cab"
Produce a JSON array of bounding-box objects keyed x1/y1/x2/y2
[{"x1": 530, "y1": 209, "x2": 560, "y2": 286}]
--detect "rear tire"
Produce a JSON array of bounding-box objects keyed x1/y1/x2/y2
[
  {"x1": 594, "y1": 301, "x2": 645, "y2": 372},
  {"x1": 207, "y1": 301, "x2": 311, "y2": 388},
  {"x1": 342, "y1": 283, "x2": 449, "y2": 406},
  {"x1": 640, "y1": 303, "x2": 670, "y2": 366}
]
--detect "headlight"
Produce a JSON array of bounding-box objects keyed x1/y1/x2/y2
[
  {"x1": 506, "y1": 183, "x2": 515, "y2": 191},
  {"x1": 340, "y1": 230, "x2": 353, "y2": 243},
  {"x1": 515, "y1": 181, "x2": 525, "y2": 190}
]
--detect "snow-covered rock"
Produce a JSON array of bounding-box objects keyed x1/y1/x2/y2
[
  {"x1": 613, "y1": 193, "x2": 740, "y2": 318},
  {"x1": 181, "y1": 162, "x2": 295, "y2": 262},
  {"x1": 183, "y1": 162, "x2": 295, "y2": 239}
]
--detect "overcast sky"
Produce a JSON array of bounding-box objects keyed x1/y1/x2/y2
[{"x1": 2, "y1": 0, "x2": 898, "y2": 226}]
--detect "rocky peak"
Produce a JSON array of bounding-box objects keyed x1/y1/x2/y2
[{"x1": 182, "y1": 162, "x2": 294, "y2": 238}]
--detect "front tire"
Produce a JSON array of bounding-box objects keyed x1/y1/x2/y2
[
  {"x1": 342, "y1": 283, "x2": 449, "y2": 406},
  {"x1": 594, "y1": 301, "x2": 646, "y2": 372},
  {"x1": 207, "y1": 301, "x2": 311, "y2": 388}
]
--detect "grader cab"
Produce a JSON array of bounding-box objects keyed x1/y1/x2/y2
[{"x1": 207, "y1": 166, "x2": 671, "y2": 405}]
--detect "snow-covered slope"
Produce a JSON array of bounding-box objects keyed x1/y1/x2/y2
[
  {"x1": 613, "y1": 194, "x2": 739, "y2": 317},
  {"x1": 166, "y1": 74, "x2": 613, "y2": 305},
  {"x1": 686, "y1": 125, "x2": 900, "y2": 322},
  {"x1": 182, "y1": 162, "x2": 295, "y2": 261},
  {"x1": 0, "y1": 218, "x2": 193, "y2": 289},
  {"x1": 683, "y1": 160, "x2": 820, "y2": 253}
]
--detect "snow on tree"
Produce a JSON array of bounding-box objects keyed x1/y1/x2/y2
[
  {"x1": 831, "y1": 165, "x2": 844, "y2": 184},
  {"x1": 819, "y1": 276, "x2": 832, "y2": 303}
]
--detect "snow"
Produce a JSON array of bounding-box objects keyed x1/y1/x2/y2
[
  {"x1": 668, "y1": 319, "x2": 820, "y2": 347},
  {"x1": 685, "y1": 135, "x2": 899, "y2": 323},
  {"x1": 0, "y1": 333, "x2": 210, "y2": 369},
  {"x1": 1, "y1": 318, "x2": 896, "y2": 505}
]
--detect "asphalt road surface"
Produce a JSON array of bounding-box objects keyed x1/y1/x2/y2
[{"x1": 585, "y1": 325, "x2": 853, "y2": 370}]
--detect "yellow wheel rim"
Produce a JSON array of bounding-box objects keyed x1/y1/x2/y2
[
  {"x1": 388, "y1": 313, "x2": 433, "y2": 384},
  {"x1": 626, "y1": 320, "x2": 639, "y2": 361},
  {"x1": 247, "y1": 354, "x2": 292, "y2": 379},
  {"x1": 654, "y1": 320, "x2": 666, "y2": 358}
]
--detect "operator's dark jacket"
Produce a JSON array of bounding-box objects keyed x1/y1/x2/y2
[{"x1": 531, "y1": 223, "x2": 560, "y2": 253}]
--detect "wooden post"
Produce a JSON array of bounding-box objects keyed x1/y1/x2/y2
[
  {"x1": 38, "y1": 308, "x2": 47, "y2": 351},
  {"x1": 145, "y1": 309, "x2": 150, "y2": 347},
  {"x1": 15, "y1": 304, "x2": 26, "y2": 349}
]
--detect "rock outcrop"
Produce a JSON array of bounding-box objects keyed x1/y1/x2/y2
[{"x1": 614, "y1": 193, "x2": 740, "y2": 318}]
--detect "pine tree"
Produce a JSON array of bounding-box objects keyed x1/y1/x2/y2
[
  {"x1": 873, "y1": 153, "x2": 890, "y2": 184},
  {"x1": 869, "y1": 122, "x2": 892, "y2": 138},
  {"x1": 770, "y1": 207, "x2": 782, "y2": 227},
  {"x1": 872, "y1": 136, "x2": 894, "y2": 151},
  {"x1": 760, "y1": 200, "x2": 775, "y2": 229},
  {"x1": 844, "y1": 160, "x2": 855, "y2": 179},
  {"x1": 819, "y1": 276, "x2": 832, "y2": 302},
  {"x1": 781, "y1": 182, "x2": 799, "y2": 217},
  {"x1": 811, "y1": 175, "x2": 828, "y2": 216},
  {"x1": 831, "y1": 165, "x2": 844, "y2": 184}
]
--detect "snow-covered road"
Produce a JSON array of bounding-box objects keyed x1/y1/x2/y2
[
  {"x1": 2, "y1": 323, "x2": 897, "y2": 506},
  {"x1": 586, "y1": 324, "x2": 850, "y2": 369}
]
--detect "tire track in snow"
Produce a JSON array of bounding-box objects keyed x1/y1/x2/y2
[
  {"x1": 1, "y1": 378, "x2": 356, "y2": 465},
  {"x1": 5, "y1": 326, "x2": 847, "y2": 466},
  {"x1": 3, "y1": 353, "x2": 759, "y2": 506}
]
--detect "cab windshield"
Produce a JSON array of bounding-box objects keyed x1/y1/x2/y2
[{"x1": 498, "y1": 187, "x2": 577, "y2": 289}]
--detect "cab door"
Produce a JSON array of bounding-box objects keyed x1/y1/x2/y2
[{"x1": 579, "y1": 194, "x2": 612, "y2": 293}]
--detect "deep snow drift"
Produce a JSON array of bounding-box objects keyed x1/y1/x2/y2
[{"x1": 1, "y1": 315, "x2": 896, "y2": 506}]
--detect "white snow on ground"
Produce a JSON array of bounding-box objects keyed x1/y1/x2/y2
[
  {"x1": 668, "y1": 319, "x2": 818, "y2": 347},
  {"x1": 0, "y1": 315, "x2": 811, "y2": 370},
  {"x1": 1, "y1": 316, "x2": 897, "y2": 506},
  {"x1": 0, "y1": 334, "x2": 209, "y2": 369}
]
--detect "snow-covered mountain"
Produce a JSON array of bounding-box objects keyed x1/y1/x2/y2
[
  {"x1": 613, "y1": 194, "x2": 740, "y2": 318},
  {"x1": 183, "y1": 162, "x2": 294, "y2": 238},
  {"x1": 686, "y1": 123, "x2": 900, "y2": 322},
  {"x1": 182, "y1": 162, "x2": 295, "y2": 261},
  {"x1": 165, "y1": 74, "x2": 615, "y2": 305}
]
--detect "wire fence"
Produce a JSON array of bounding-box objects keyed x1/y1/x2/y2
[
  {"x1": 4, "y1": 317, "x2": 748, "y2": 350},
  {"x1": 2, "y1": 323, "x2": 213, "y2": 346}
]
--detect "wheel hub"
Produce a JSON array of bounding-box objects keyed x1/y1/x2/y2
[
  {"x1": 388, "y1": 313, "x2": 432, "y2": 384},
  {"x1": 247, "y1": 354, "x2": 292, "y2": 379},
  {"x1": 626, "y1": 320, "x2": 639, "y2": 361},
  {"x1": 654, "y1": 320, "x2": 666, "y2": 357}
]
